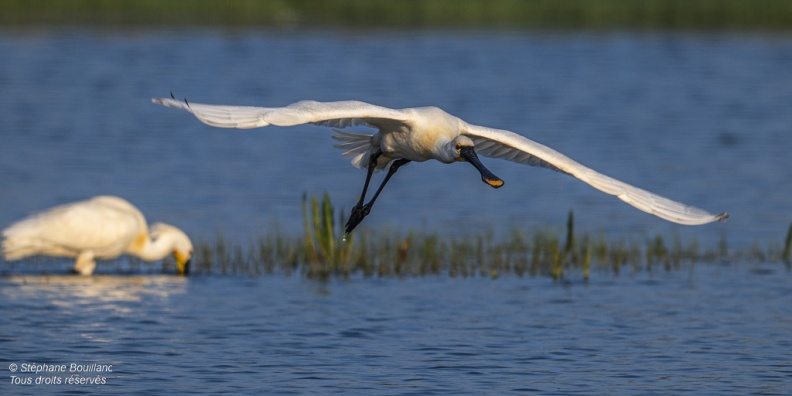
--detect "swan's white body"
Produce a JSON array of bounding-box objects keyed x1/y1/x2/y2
[
  {"x1": 153, "y1": 97, "x2": 728, "y2": 226},
  {"x1": 2, "y1": 196, "x2": 193, "y2": 275}
]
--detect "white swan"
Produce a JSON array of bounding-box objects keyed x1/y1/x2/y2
[
  {"x1": 2, "y1": 196, "x2": 193, "y2": 275},
  {"x1": 153, "y1": 97, "x2": 728, "y2": 232}
]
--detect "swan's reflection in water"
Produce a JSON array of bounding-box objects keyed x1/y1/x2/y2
[
  {"x1": 1, "y1": 275, "x2": 188, "y2": 321},
  {"x1": 1, "y1": 275, "x2": 191, "y2": 385}
]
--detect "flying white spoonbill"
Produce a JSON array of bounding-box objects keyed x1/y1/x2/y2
[
  {"x1": 2, "y1": 196, "x2": 193, "y2": 275},
  {"x1": 153, "y1": 96, "x2": 728, "y2": 233}
]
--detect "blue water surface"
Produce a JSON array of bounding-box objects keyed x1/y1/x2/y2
[{"x1": 1, "y1": 264, "x2": 790, "y2": 395}]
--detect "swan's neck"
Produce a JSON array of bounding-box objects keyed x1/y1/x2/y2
[{"x1": 133, "y1": 234, "x2": 174, "y2": 262}]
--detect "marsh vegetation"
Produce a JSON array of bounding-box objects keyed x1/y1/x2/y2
[
  {"x1": 184, "y1": 194, "x2": 789, "y2": 279},
  {"x1": 3, "y1": 0, "x2": 792, "y2": 31}
]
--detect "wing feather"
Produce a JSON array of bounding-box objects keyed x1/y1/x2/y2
[
  {"x1": 464, "y1": 124, "x2": 728, "y2": 225},
  {"x1": 331, "y1": 129, "x2": 374, "y2": 169},
  {"x1": 153, "y1": 97, "x2": 411, "y2": 131}
]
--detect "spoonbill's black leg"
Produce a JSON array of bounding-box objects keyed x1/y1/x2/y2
[
  {"x1": 361, "y1": 158, "x2": 410, "y2": 214},
  {"x1": 351, "y1": 151, "x2": 381, "y2": 210},
  {"x1": 345, "y1": 157, "x2": 410, "y2": 234},
  {"x1": 345, "y1": 150, "x2": 381, "y2": 233}
]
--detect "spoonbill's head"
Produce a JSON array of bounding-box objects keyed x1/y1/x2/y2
[
  {"x1": 152, "y1": 223, "x2": 194, "y2": 275},
  {"x1": 452, "y1": 136, "x2": 504, "y2": 189}
]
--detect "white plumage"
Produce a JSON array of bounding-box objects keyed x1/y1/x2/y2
[
  {"x1": 153, "y1": 97, "x2": 728, "y2": 229},
  {"x1": 2, "y1": 196, "x2": 193, "y2": 275}
]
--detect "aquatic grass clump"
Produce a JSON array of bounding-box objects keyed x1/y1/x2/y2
[
  {"x1": 302, "y1": 192, "x2": 353, "y2": 277},
  {"x1": 193, "y1": 233, "x2": 253, "y2": 275}
]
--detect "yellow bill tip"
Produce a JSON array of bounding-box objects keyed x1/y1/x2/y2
[
  {"x1": 485, "y1": 178, "x2": 504, "y2": 189},
  {"x1": 174, "y1": 250, "x2": 190, "y2": 275}
]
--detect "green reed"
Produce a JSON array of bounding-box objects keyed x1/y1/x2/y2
[
  {"x1": 3, "y1": 0, "x2": 792, "y2": 30},
  {"x1": 783, "y1": 223, "x2": 792, "y2": 265},
  {"x1": 301, "y1": 192, "x2": 353, "y2": 278}
]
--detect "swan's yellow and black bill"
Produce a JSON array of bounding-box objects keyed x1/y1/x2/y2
[{"x1": 459, "y1": 146, "x2": 504, "y2": 189}]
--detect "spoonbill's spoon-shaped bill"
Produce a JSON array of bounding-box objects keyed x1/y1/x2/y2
[
  {"x1": 2, "y1": 196, "x2": 193, "y2": 275},
  {"x1": 153, "y1": 96, "x2": 728, "y2": 232}
]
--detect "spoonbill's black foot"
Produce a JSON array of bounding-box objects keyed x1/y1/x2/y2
[
  {"x1": 345, "y1": 203, "x2": 372, "y2": 234},
  {"x1": 344, "y1": 213, "x2": 363, "y2": 234}
]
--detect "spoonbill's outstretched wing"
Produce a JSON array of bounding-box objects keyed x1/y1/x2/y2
[
  {"x1": 152, "y1": 97, "x2": 411, "y2": 131},
  {"x1": 153, "y1": 97, "x2": 414, "y2": 168},
  {"x1": 463, "y1": 124, "x2": 728, "y2": 225}
]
